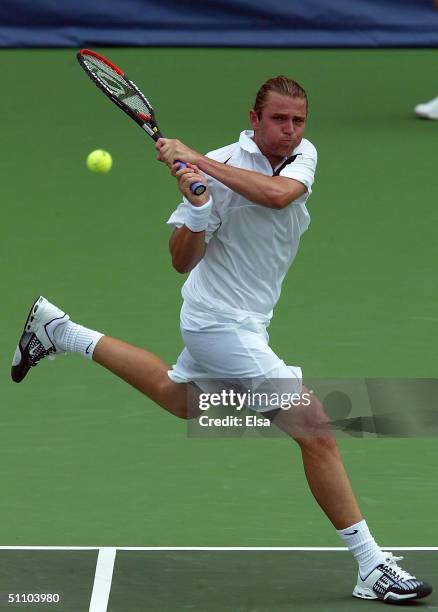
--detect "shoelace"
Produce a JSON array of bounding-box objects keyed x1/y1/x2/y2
[
  {"x1": 381, "y1": 553, "x2": 416, "y2": 583},
  {"x1": 28, "y1": 337, "x2": 55, "y2": 367}
]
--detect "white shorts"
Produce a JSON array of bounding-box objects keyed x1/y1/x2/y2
[{"x1": 168, "y1": 316, "x2": 302, "y2": 413}]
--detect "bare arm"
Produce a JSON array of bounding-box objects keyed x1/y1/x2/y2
[
  {"x1": 169, "y1": 226, "x2": 206, "y2": 274},
  {"x1": 199, "y1": 156, "x2": 306, "y2": 209},
  {"x1": 156, "y1": 139, "x2": 307, "y2": 209},
  {"x1": 167, "y1": 163, "x2": 211, "y2": 274}
]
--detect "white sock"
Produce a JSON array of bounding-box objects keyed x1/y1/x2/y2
[
  {"x1": 337, "y1": 520, "x2": 385, "y2": 577},
  {"x1": 54, "y1": 320, "x2": 104, "y2": 360}
]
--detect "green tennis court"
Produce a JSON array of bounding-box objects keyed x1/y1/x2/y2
[{"x1": 1, "y1": 48, "x2": 437, "y2": 609}]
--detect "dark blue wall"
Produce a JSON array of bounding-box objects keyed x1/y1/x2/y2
[{"x1": 1, "y1": 0, "x2": 438, "y2": 48}]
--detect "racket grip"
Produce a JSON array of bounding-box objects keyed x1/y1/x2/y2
[{"x1": 177, "y1": 161, "x2": 207, "y2": 196}]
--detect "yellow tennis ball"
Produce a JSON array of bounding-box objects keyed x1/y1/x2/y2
[{"x1": 86, "y1": 149, "x2": 113, "y2": 174}]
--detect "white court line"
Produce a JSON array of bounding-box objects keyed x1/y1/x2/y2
[
  {"x1": 88, "y1": 547, "x2": 116, "y2": 612},
  {"x1": 115, "y1": 546, "x2": 438, "y2": 552},
  {"x1": 1, "y1": 545, "x2": 435, "y2": 612},
  {"x1": 0, "y1": 546, "x2": 437, "y2": 551}
]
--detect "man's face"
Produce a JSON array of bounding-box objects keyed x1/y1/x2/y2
[{"x1": 249, "y1": 92, "x2": 307, "y2": 166}]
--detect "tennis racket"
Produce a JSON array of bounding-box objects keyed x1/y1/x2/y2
[{"x1": 77, "y1": 49, "x2": 206, "y2": 196}]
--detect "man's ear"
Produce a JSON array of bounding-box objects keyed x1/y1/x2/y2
[{"x1": 249, "y1": 109, "x2": 259, "y2": 131}]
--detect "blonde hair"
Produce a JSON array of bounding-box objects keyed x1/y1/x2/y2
[{"x1": 254, "y1": 75, "x2": 308, "y2": 118}]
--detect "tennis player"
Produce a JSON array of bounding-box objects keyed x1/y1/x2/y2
[{"x1": 11, "y1": 76, "x2": 432, "y2": 604}]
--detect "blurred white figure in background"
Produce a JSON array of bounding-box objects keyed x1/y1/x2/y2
[{"x1": 415, "y1": 96, "x2": 438, "y2": 119}]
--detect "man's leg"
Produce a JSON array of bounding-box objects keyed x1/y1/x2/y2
[
  {"x1": 269, "y1": 388, "x2": 432, "y2": 602},
  {"x1": 299, "y1": 435, "x2": 363, "y2": 528},
  {"x1": 93, "y1": 336, "x2": 189, "y2": 418},
  {"x1": 270, "y1": 388, "x2": 362, "y2": 529},
  {"x1": 11, "y1": 296, "x2": 190, "y2": 419}
]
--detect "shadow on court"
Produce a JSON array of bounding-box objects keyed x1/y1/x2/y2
[
  {"x1": 0, "y1": 550, "x2": 97, "y2": 611},
  {"x1": 0, "y1": 550, "x2": 436, "y2": 611},
  {"x1": 108, "y1": 551, "x2": 438, "y2": 612}
]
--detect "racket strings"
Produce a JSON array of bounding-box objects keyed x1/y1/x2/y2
[{"x1": 82, "y1": 55, "x2": 153, "y2": 120}]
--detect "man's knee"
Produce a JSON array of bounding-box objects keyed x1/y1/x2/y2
[
  {"x1": 173, "y1": 403, "x2": 201, "y2": 420},
  {"x1": 153, "y1": 380, "x2": 189, "y2": 420},
  {"x1": 269, "y1": 388, "x2": 332, "y2": 440},
  {"x1": 155, "y1": 380, "x2": 202, "y2": 420},
  {"x1": 294, "y1": 433, "x2": 339, "y2": 455},
  {"x1": 155, "y1": 396, "x2": 194, "y2": 420}
]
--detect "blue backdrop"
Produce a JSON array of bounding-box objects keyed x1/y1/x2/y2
[{"x1": 1, "y1": 0, "x2": 438, "y2": 48}]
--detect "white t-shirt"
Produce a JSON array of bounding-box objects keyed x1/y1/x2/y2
[{"x1": 167, "y1": 130, "x2": 317, "y2": 329}]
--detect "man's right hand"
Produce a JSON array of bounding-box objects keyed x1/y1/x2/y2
[{"x1": 171, "y1": 162, "x2": 210, "y2": 207}]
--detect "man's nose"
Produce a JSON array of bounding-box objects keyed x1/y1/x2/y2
[{"x1": 283, "y1": 120, "x2": 294, "y2": 134}]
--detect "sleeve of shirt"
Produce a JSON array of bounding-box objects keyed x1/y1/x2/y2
[{"x1": 279, "y1": 151, "x2": 317, "y2": 194}]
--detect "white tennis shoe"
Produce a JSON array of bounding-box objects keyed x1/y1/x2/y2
[
  {"x1": 11, "y1": 296, "x2": 69, "y2": 383},
  {"x1": 353, "y1": 552, "x2": 432, "y2": 603},
  {"x1": 414, "y1": 96, "x2": 438, "y2": 119}
]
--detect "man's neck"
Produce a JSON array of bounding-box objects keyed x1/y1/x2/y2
[{"x1": 251, "y1": 135, "x2": 285, "y2": 170}]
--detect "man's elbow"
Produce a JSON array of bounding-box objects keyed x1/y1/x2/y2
[
  {"x1": 271, "y1": 190, "x2": 305, "y2": 210},
  {"x1": 171, "y1": 254, "x2": 201, "y2": 274},
  {"x1": 172, "y1": 258, "x2": 191, "y2": 274},
  {"x1": 270, "y1": 193, "x2": 293, "y2": 210}
]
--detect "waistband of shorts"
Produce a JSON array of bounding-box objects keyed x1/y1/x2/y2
[{"x1": 182, "y1": 294, "x2": 272, "y2": 326}]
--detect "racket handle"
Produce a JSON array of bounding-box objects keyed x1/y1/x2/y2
[{"x1": 177, "y1": 161, "x2": 207, "y2": 196}]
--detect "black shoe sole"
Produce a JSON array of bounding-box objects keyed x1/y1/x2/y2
[{"x1": 11, "y1": 296, "x2": 43, "y2": 383}]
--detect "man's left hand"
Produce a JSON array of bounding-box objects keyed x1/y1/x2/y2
[{"x1": 156, "y1": 138, "x2": 201, "y2": 167}]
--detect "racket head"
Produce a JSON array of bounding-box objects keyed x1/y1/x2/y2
[{"x1": 77, "y1": 49, "x2": 163, "y2": 141}]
